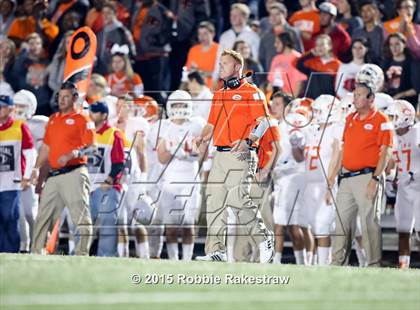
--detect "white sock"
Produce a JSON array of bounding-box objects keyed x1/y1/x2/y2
[
  {"x1": 182, "y1": 243, "x2": 194, "y2": 261},
  {"x1": 167, "y1": 243, "x2": 179, "y2": 260},
  {"x1": 313, "y1": 254, "x2": 318, "y2": 265},
  {"x1": 136, "y1": 241, "x2": 150, "y2": 259},
  {"x1": 317, "y1": 246, "x2": 331, "y2": 266},
  {"x1": 273, "y1": 252, "x2": 282, "y2": 264},
  {"x1": 68, "y1": 239, "x2": 75, "y2": 255},
  {"x1": 354, "y1": 241, "x2": 367, "y2": 267},
  {"x1": 399, "y1": 255, "x2": 410, "y2": 267},
  {"x1": 294, "y1": 250, "x2": 306, "y2": 265},
  {"x1": 306, "y1": 251, "x2": 313, "y2": 265},
  {"x1": 118, "y1": 242, "x2": 129, "y2": 257}
]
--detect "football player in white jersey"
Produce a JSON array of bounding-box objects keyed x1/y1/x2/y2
[
  {"x1": 387, "y1": 100, "x2": 419, "y2": 268},
  {"x1": 298, "y1": 95, "x2": 343, "y2": 266},
  {"x1": 270, "y1": 95, "x2": 311, "y2": 265},
  {"x1": 131, "y1": 96, "x2": 166, "y2": 259},
  {"x1": 114, "y1": 95, "x2": 153, "y2": 259},
  {"x1": 156, "y1": 90, "x2": 206, "y2": 260},
  {"x1": 13, "y1": 90, "x2": 49, "y2": 253}
]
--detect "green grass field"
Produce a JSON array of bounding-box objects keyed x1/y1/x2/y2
[{"x1": 1, "y1": 254, "x2": 419, "y2": 310}]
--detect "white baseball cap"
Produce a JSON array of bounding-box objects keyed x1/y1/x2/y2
[{"x1": 319, "y1": 2, "x2": 337, "y2": 16}]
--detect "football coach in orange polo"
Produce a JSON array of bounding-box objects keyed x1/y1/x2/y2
[
  {"x1": 31, "y1": 82, "x2": 96, "y2": 255},
  {"x1": 195, "y1": 49, "x2": 275, "y2": 263}
]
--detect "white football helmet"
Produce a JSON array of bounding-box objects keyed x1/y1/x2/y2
[
  {"x1": 374, "y1": 92, "x2": 393, "y2": 112},
  {"x1": 340, "y1": 93, "x2": 355, "y2": 117},
  {"x1": 355, "y1": 64, "x2": 384, "y2": 94},
  {"x1": 132, "y1": 195, "x2": 156, "y2": 226},
  {"x1": 166, "y1": 90, "x2": 193, "y2": 120},
  {"x1": 312, "y1": 94, "x2": 341, "y2": 124},
  {"x1": 13, "y1": 90, "x2": 37, "y2": 120},
  {"x1": 391, "y1": 100, "x2": 415, "y2": 129},
  {"x1": 285, "y1": 112, "x2": 309, "y2": 128},
  {"x1": 287, "y1": 97, "x2": 313, "y2": 126}
]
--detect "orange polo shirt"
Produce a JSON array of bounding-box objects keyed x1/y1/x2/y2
[
  {"x1": 207, "y1": 80, "x2": 269, "y2": 147},
  {"x1": 44, "y1": 110, "x2": 96, "y2": 169},
  {"x1": 258, "y1": 125, "x2": 281, "y2": 169},
  {"x1": 342, "y1": 107, "x2": 393, "y2": 171}
]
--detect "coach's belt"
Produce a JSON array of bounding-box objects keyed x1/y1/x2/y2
[
  {"x1": 339, "y1": 167, "x2": 375, "y2": 179},
  {"x1": 49, "y1": 164, "x2": 85, "y2": 177},
  {"x1": 216, "y1": 146, "x2": 257, "y2": 152}
]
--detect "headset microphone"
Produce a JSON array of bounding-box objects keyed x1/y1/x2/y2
[{"x1": 222, "y1": 71, "x2": 253, "y2": 89}]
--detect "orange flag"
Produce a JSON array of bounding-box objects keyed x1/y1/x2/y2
[
  {"x1": 63, "y1": 26, "x2": 97, "y2": 99},
  {"x1": 45, "y1": 219, "x2": 60, "y2": 254}
]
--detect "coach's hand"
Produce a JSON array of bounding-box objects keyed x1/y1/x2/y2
[
  {"x1": 325, "y1": 189, "x2": 333, "y2": 205},
  {"x1": 57, "y1": 150, "x2": 77, "y2": 167},
  {"x1": 231, "y1": 140, "x2": 249, "y2": 161},
  {"x1": 21, "y1": 178, "x2": 31, "y2": 190},
  {"x1": 366, "y1": 179, "x2": 378, "y2": 200},
  {"x1": 30, "y1": 168, "x2": 39, "y2": 186},
  {"x1": 193, "y1": 137, "x2": 208, "y2": 156}
]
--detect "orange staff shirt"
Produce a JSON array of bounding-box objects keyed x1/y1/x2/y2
[
  {"x1": 207, "y1": 80, "x2": 269, "y2": 147},
  {"x1": 258, "y1": 125, "x2": 281, "y2": 169},
  {"x1": 44, "y1": 110, "x2": 96, "y2": 169},
  {"x1": 342, "y1": 107, "x2": 393, "y2": 171}
]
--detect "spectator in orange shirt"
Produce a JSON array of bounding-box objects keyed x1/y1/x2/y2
[
  {"x1": 296, "y1": 34, "x2": 341, "y2": 99},
  {"x1": 288, "y1": 0, "x2": 321, "y2": 51},
  {"x1": 31, "y1": 81, "x2": 95, "y2": 256},
  {"x1": 185, "y1": 21, "x2": 219, "y2": 90},
  {"x1": 106, "y1": 44, "x2": 144, "y2": 98},
  {"x1": 7, "y1": 0, "x2": 59, "y2": 50}
]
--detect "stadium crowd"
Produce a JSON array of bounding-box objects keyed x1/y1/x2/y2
[{"x1": 0, "y1": 0, "x2": 419, "y2": 268}]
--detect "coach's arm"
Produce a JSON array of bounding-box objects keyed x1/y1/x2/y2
[{"x1": 194, "y1": 123, "x2": 214, "y2": 156}]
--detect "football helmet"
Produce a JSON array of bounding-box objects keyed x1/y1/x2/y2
[
  {"x1": 166, "y1": 90, "x2": 193, "y2": 120},
  {"x1": 312, "y1": 94, "x2": 341, "y2": 124},
  {"x1": 125, "y1": 95, "x2": 159, "y2": 122},
  {"x1": 391, "y1": 100, "x2": 415, "y2": 129},
  {"x1": 13, "y1": 90, "x2": 37, "y2": 120},
  {"x1": 355, "y1": 64, "x2": 384, "y2": 94},
  {"x1": 374, "y1": 92, "x2": 393, "y2": 112}
]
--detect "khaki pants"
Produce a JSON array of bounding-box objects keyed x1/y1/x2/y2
[
  {"x1": 233, "y1": 180, "x2": 273, "y2": 262},
  {"x1": 32, "y1": 166, "x2": 92, "y2": 255},
  {"x1": 204, "y1": 150, "x2": 269, "y2": 254},
  {"x1": 331, "y1": 170, "x2": 383, "y2": 267}
]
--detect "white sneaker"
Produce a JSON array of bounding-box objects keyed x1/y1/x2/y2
[
  {"x1": 195, "y1": 251, "x2": 227, "y2": 262},
  {"x1": 259, "y1": 235, "x2": 274, "y2": 263}
]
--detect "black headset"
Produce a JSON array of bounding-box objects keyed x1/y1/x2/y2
[{"x1": 222, "y1": 71, "x2": 253, "y2": 89}]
